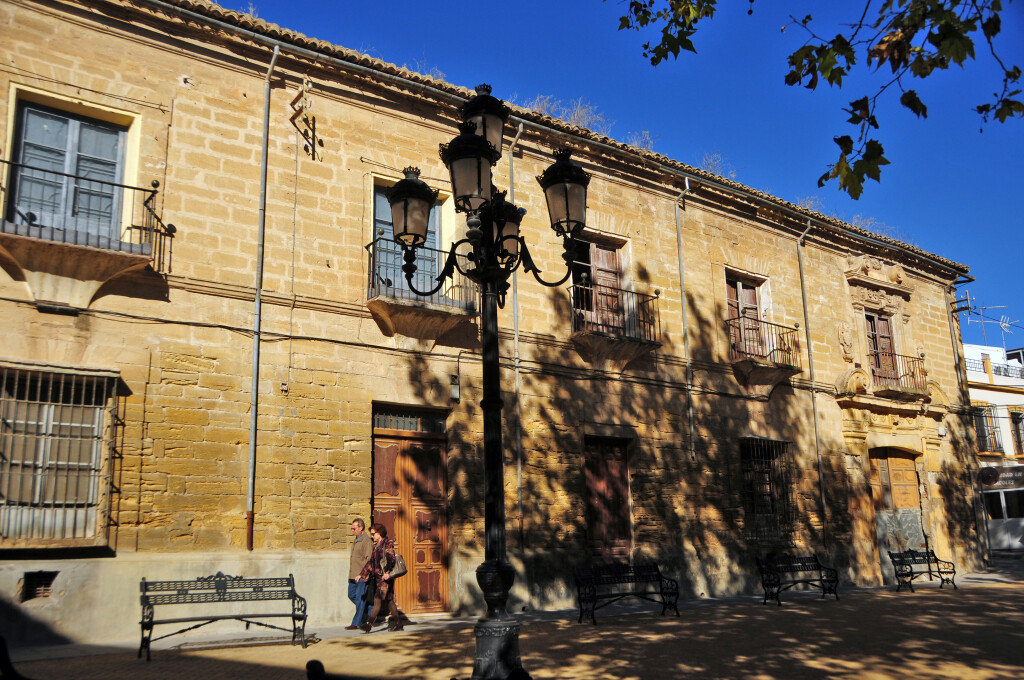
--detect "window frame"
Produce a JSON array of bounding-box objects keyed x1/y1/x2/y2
[
  {"x1": 738, "y1": 437, "x2": 793, "y2": 542},
  {"x1": 0, "y1": 365, "x2": 119, "y2": 546},
  {"x1": 7, "y1": 101, "x2": 128, "y2": 237},
  {"x1": 972, "y1": 401, "x2": 1004, "y2": 454},
  {"x1": 1008, "y1": 406, "x2": 1024, "y2": 456}
]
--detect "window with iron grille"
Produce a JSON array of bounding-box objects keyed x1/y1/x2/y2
[
  {"x1": 372, "y1": 406, "x2": 446, "y2": 435},
  {"x1": 972, "y1": 403, "x2": 1003, "y2": 453},
  {"x1": 1, "y1": 366, "x2": 116, "y2": 543},
  {"x1": 1009, "y1": 408, "x2": 1024, "y2": 456},
  {"x1": 739, "y1": 437, "x2": 793, "y2": 541}
]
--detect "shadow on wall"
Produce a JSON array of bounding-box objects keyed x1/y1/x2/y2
[
  {"x1": 398, "y1": 272, "x2": 873, "y2": 613},
  {"x1": 937, "y1": 418, "x2": 985, "y2": 569},
  {"x1": 0, "y1": 596, "x2": 73, "y2": 646}
]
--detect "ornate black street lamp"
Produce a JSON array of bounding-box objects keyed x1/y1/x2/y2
[{"x1": 385, "y1": 84, "x2": 590, "y2": 680}]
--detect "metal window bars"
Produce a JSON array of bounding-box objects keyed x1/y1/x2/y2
[
  {"x1": 569, "y1": 282, "x2": 660, "y2": 343},
  {"x1": 372, "y1": 406, "x2": 447, "y2": 434},
  {"x1": 0, "y1": 366, "x2": 116, "y2": 541},
  {"x1": 739, "y1": 437, "x2": 794, "y2": 542},
  {"x1": 366, "y1": 237, "x2": 477, "y2": 311},
  {"x1": 972, "y1": 405, "x2": 1004, "y2": 453},
  {"x1": 0, "y1": 159, "x2": 174, "y2": 272}
]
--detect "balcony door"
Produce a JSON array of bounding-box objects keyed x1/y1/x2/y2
[
  {"x1": 727, "y1": 275, "x2": 763, "y2": 357},
  {"x1": 865, "y1": 312, "x2": 898, "y2": 383},
  {"x1": 372, "y1": 185, "x2": 441, "y2": 297},
  {"x1": 9, "y1": 103, "x2": 125, "y2": 238},
  {"x1": 572, "y1": 239, "x2": 623, "y2": 334}
]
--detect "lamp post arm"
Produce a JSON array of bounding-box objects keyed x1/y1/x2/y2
[
  {"x1": 401, "y1": 243, "x2": 460, "y2": 297},
  {"x1": 518, "y1": 238, "x2": 574, "y2": 288}
]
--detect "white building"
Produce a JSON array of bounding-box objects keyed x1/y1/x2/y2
[{"x1": 964, "y1": 343, "x2": 1024, "y2": 551}]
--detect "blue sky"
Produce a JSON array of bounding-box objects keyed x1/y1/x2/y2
[{"x1": 245, "y1": 0, "x2": 1022, "y2": 348}]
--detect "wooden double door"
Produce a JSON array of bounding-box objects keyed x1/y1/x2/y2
[
  {"x1": 869, "y1": 449, "x2": 925, "y2": 583},
  {"x1": 372, "y1": 432, "x2": 448, "y2": 614}
]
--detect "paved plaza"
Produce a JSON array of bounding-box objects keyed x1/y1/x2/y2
[{"x1": 11, "y1": 560, "x2": 1024, "y2": 680}]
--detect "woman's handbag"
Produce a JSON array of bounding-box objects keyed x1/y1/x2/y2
[
  {"x1": 380, "y1": 547, "x2": 408, "y2": 579},
  {"x1": 389, "y1": 553, "x2": 408, "y2": 579}
]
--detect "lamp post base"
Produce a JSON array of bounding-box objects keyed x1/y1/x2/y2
[
  {"x1": 470, "y1": 559, "x2": 530, "y2": 680},
  {"x1": 471, "y1": 617, "x2": 528, "y2": 680}
]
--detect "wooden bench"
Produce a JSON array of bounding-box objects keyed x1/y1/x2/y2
[
  {"x1": 573, "y1": 562, "x2": 679, "y2": 624},
  {"x1": 756, "y1": 554, "x2": 839, "y2": 605},
  {"x1": 139, "y1": 571, "x2": 307, "y2": 660},
  {"x1": 888, "y1": 549, "x2": 957, "y2": 592}
]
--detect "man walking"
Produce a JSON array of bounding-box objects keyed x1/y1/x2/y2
[{"x1": 346, "y1": 518, "x2": 373, "y2": 630}]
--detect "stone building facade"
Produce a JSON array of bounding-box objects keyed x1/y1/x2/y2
[{"x1": 1, "y1": 0, "x2": 983, "y2": 646}]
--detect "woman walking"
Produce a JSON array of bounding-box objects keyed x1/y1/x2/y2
[{"x1": 359, "y1": 523, "x2": 404, "y2": 632}]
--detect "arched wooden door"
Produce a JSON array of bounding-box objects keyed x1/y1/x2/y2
[
  {"x1": 869, "y1": 448, "x2": 925, "y2": 582},
  {"x1": 372, "y1": 420, "x2": 448, "y2": 615}
]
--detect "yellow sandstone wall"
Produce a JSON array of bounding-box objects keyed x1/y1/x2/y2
[{"x1": 0, "y1": 0, "x2": 982, "y2": 643}]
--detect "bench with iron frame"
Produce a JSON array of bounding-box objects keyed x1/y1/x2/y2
[
  {"x1": 138, "y1": 571, "x2": 307, "y2": 660},
  {"x1": 887, "y1": 549, "x2": 956, "y2": 592},
  {"x1": 573, "y1": 562, "x2": 680, "y2": 625},
  {"x1": 756, "y1": 554, "x2": 839, "y2": 606}
]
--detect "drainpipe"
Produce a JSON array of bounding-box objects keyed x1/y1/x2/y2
[
  {"x1": 507, "y1": 123, "x2": 525, "y2": 548},
  {"x1": 673, "y1": 179, "x2": 696, "y2": 460},
  {"x1": 247, "y1": 45, "x2": 279, "y2": 552},
  {"x1": 797, "y1": 220, "x2": 828, "y2": 543}
]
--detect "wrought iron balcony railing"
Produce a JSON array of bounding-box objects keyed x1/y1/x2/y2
[
  {"x1": 569, "y1": 283, "x2": 660, "y2": 343},
  {"x1": 0, "y1": 159, "x2": 173, "y2": 270},
  {"x1": 965, "y1": 358, "x2": 986, "y2": 373},
  {"x1": 726, "y1": 316, "x2": 801, "y2": 368},
  {"x1": 965, "y1": 357, "x2": 1024, "y2": 378},
  {"x1": 366, "y1": 237, "x2": 476, "y2": 311},
  {"x1": 869, "y1": 350, "x2": 927, "y2": 394}
]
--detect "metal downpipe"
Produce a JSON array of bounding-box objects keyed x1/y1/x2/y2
[
  {"x1": 247, "y1": 45, "x2": 279, "y2": 551},
  {"x1": 673, "y1": 179, "x2": 696, "y2": 460},
  {"x1": 798, "y1": 220, "x2": 828, "y2": 543}
]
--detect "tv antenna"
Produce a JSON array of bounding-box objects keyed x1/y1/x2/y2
[
  {"x1": 960, "y1": 291, "x2": 1009, "y2": 346},
  {"x1": 999, "y1": 315, "x2": 1018, "y2": 353}
]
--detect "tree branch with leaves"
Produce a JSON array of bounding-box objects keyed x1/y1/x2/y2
[{"x1": 614, "y1": 0, "x2": 1022, "y2": 198}]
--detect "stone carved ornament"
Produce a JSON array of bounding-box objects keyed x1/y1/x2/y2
[
  {"x1": 846, "y1": 255, "x2": 905, "y2": 283},
  {"x1": 838, "y1": 321, "x2": 855, "y2": 362},
  {"x1": 847, "y1": 254, "x2": 882, "y2": 275},
  {"x1": 850, "y1": 285, "x2": 903, "y2": 314}
]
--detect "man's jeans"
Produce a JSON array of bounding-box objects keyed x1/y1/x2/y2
[{"x1": 348, "y1": 578, "x2": 370, "y2": 626}]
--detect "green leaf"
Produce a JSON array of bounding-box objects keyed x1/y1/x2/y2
[
  {"x1": 900, "y1": 90, "x2": 928, "y2": 118},
  {"x1": 910, "y1": 54, "x2": 937, "y2": 78},
  {"x1": 855, "y1": 139, "x2": 890, "y2": 182},
  {"x1": 834, "y1": 135, "x2": 854, "y2": 156},
  {"x1": 844, "y1": 97, "x2": 871, "y2": 125},
  {"x1": 930, "y1": 23, "x2": 976, "y2": 66},
  {"x1": 994, "y1": 98, "x2": 1024, "y2": 123},
  {"x1": 982, "y1": 14, "x2": 1001, "y2": 39}
]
